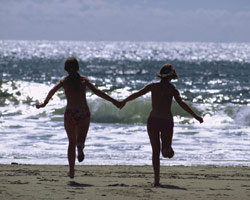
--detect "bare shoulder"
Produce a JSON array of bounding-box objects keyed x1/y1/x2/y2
[
  {"x1": 147, "y1": 81, "x2": 158, "y2": 88},
  {"x1": 143, "y1": 82, "x2": 158, "y2": 91},
  {"x1": 59, "y1": 77, "x2": 67, "y2": 85},
  {"x1": 168, "y1": 82, "x2": 177, "y2": 90},
  {"x1": 80, "y1": 75, "x2": 89, "y2": 83},
  {"x1": 80, "y1": 75, "x2": 88, "y2": 79},
  {"x1": 169, "y1": 83, "x2": 180, "y2": 96}
]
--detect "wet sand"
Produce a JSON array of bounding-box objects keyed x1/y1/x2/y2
[{"x1": 0, "y1": 164, "x2": 249, "y2": 200}]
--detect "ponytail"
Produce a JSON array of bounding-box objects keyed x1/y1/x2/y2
[
  {"x1": 64, "y1": 57, "x2": 81, "y2": 90},
  {"x1": 67, "y1": 72, "x2": 81, "y2": 90}
]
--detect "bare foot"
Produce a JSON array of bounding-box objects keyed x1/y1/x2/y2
[
  {"x1": 77, "y1": 143, "x2": 85, "y2": 162},
  {"x1": 154, "y1": 182, "x2": 161, "y2": 187},
  {"x1": 68, "y1": 171, "x2": 74, "y2": 179},
  {"x1": 162, "y1": 147, "x2": 174, "y2": 158}
]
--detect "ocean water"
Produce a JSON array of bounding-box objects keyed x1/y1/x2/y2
[{"x1": 0, "y1": 40, "x2": 249, "y2": 166}]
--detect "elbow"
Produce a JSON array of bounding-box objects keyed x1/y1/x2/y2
[
  {"x1": 49, "y1": 90, "x2": 56, "y2": 97},
  {"x1": 94, "y1": 89, "x2": 102, "y2": 96},
  {"x1": 178, "y1": 101, "x2": 186, "y2": 108},
  {"x1": 131, "y1": 92, "x2": 140, "y2": 100}
]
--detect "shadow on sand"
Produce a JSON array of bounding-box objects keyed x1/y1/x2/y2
[
  {"x1": 157, "y1": 184, "x2": 187, "y2": 190},
  {"x1": 68, "y1": 181, "x2": 93, "y2": 187}
]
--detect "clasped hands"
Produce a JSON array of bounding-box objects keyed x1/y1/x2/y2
[{"x1": 113, "y1": 100, "x2": 126, "y2": 109}]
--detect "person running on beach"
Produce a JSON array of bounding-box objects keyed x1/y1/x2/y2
[
  {"x1": 120, "y1": 64, "x2": 203, "y2": 186},
  {"x1": 36, "y1": 57, "x2": 120, "y2": 178}
]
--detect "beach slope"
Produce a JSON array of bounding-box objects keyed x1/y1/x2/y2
[{"x1": 0, "y1": 164, "x2": 249, "y2": 200}]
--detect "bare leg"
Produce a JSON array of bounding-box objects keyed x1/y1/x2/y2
[
  {"x1": 147, "y1": 125, "x2": 161, "y2": 186},
  {"x1": 161, "y1": 130, "x2": 174, "y2": 158},
  {"x1": 64, "y1": 121, "x2": 76, "y2": 178},
  {"x1": 76, "y1": 117, "x2": 90, "y2": 162}
]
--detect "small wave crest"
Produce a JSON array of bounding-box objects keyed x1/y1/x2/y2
[
  {"x1": 86, "y1": 100, "x2": 250, "y2": 126},
  {"x1": 224, "y1": 105, "x2": 250, "y2": 126},
  {"x1": 0, "y1": 80, "x2": 249, "y2": 126}
]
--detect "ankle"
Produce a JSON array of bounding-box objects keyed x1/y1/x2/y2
[{"x1": 68, "y1": 170, "x2": 74, "y2": 179}]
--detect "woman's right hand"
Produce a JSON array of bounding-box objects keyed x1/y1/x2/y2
[{"x1": 195, "y1": 116, "x2": 203, "y2": 123}]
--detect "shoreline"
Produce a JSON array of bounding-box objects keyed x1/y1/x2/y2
[{"x1": 1, "y1": 164, "x2": 250, "y2": 200}]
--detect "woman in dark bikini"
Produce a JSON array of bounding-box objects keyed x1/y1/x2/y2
[
  {"x1": 36, "y1": 57, "x2": 120, "y2": 178},
  {"x1": 120, "y1": 64, "x2": 203, "y2": 186}
]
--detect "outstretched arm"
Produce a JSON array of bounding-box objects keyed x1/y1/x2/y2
[
  {"x1": 121, "y1": 83, "x2": 153, "y2": 108},
  {"x1": 174, "y1": 88, "x2": 203, "y2": 123},
  {"x1": 36, "y1": 80, "x2": 63, "y2": 109},
  {"x1": 85, "y1": 78, "x2": 120, "y2": 108}
]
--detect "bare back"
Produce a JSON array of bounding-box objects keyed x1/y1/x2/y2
[
  {"x1": 61, "y1": 76, "x2": 88, "y2": 109},
  {"x1": 150, "y1": 81, "x2": 177, "y2": 121}
]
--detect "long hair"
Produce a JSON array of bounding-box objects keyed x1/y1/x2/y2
[{"x1": 64, "y1": 57, "x2": 81, "y2": 90}]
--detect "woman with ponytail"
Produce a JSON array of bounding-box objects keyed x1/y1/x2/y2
[
  {"x1": 36, "y1": 57, "x2": 120, "y2": 178},
  {"x1": 120, "y1": 64, "x2": 203, "y2": 186}
]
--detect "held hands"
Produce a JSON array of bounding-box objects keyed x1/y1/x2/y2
[
  {"x1": 118, "y1": 100, "x2": 126, "y2": 109},
  {"x1": 113, "y1": 100, "x2": 126, "y2": 109}
]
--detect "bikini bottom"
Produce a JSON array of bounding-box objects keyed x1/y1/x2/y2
[
  {"x1": 64, "y1": 108, "x2": 90, "y2": 125},
  {"x1": 147, "y1": 116, "x2": 173, "y2": 133}
]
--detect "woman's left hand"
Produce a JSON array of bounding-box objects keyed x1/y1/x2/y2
[{"x1": 36, "y1": 102, "x2": 46, "y2": 109}]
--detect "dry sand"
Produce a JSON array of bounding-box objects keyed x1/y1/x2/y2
[{"x1": 0, "y1": 164, "x2": 249, "y2": 200}]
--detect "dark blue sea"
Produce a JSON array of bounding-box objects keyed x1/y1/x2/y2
[{"x1": 0, "y1": 40, "x2": 249, "y2": 166}]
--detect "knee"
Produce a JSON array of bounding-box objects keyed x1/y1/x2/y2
[
  {"x1": 152, "y1": 150, "x2": 160, "y2": 158},
  {"x1": 68, "y1": 142, "x2": 76, "y2": 149}
]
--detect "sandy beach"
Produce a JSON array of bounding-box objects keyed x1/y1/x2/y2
[{"x1": 0, "y1": 164, "x2": 249, "y2": 200}]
